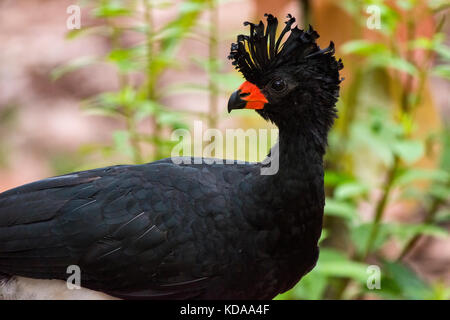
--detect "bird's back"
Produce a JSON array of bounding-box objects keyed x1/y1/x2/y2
[{"x1": 0, "y1": 158, "x2": 261, "y2": 299}]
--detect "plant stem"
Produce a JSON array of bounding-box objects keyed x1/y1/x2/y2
[
  {"x1": 206, "y1": 0, "x2": 219, "y2": 157},
  {"x1": 362, "y1": 155, "x2": 400, "y2": 261},
  {"x1": 109, "y1": 17, "x2": 143, "y2": 164},
  {"x1": 208, "y1": 0, "x2": 219, "y2": 129},
  {"x1": 143, "y1": 0, "x2": 162, "y2": 160},
  {"x1": 333, "y1": 156, "x2": 400, "y2": 299},
  {"x1": 400, "y1": 18, "x2": 415, "y2": 114},
  {"x1": 126, "y1": 110, "x2": 143, "y2": 164},
  {"x1": 331, "y1": 3, "x2": 443, "y2": 301},
  {"x1": 395, "y1": 12, "x2": 444, "y2": 261},
  {"x1": 397, "y1": 195, "x2": 444, "y2": 261}
]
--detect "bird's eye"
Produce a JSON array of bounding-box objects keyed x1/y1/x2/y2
[{"x1": 271, "y1": 79, "x2": 286, "y2": 92}]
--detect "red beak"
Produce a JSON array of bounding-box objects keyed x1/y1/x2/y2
[{"x1": 228, "y1": 81, "x2": 268, "y2": 112}]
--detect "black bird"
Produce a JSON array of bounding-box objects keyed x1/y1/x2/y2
[{"x1": 0, "y1": 14, "x2": 343, "y2": 300}]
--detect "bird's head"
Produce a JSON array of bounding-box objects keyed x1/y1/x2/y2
[{"x1": 228, "y1": 14, "x2": 343, "y2": 133}]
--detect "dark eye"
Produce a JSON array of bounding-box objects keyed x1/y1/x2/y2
[{"x1": 271, "y1": 79, "x2": 286, "y2": 92}]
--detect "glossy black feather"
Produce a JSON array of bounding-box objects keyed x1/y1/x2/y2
[{"x1": 0, "y1": 14, "x2": 343, "y2": 299}]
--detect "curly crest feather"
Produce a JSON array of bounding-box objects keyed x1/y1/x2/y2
[{"x1": 228, "y1": 14, "x2": 343, "y2": 88}]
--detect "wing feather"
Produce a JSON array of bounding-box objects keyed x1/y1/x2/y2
[{"x1": 0, "y1": 161, "x2": 223, "y2": 298}]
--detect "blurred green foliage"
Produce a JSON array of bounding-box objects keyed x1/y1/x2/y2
[
  {"x1": 279, "y1": 0, "x2": 450, "y2": 300},
  {"x1": 0, "y1": 104, "x2": 18, "y2": 168},
  {"x1": 54, "y1": 0, "x2": 227, "y2": 164},
  {"x1": 53, "y1": 0, "x2": 449, "y2": 299}
]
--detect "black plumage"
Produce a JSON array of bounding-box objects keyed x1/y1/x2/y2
[{"x1": 0, "y1": 14, "x2": 343, "y2": 299}]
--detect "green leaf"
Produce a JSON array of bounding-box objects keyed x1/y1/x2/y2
[
  {"x1": 351, "y1": 223, "x2": 391, "y2": 255},
  {"x1": 134, "y1": 100, "x2": 163, "y2": 120},
  {"x1": 381, "y1": 261, "x2": 432, "y2": 299},
  {"x1": 107, "y1": 48, "x2": 140, "y2": 72},
  {"x1": 335, "y1": 182, "x2": 369, "y2": 200},
  {"x1": 117, "y1": 86, "x2": 139, "y2": 109},
  {"x1": 318, "y1": 229, "x2": 329, "y2": 244},
  {"x1": 378, "y1": 3, "x2": 401, "y2": 35},
  {"x1": 429, "y1": 282, "x2": 450, "y2": 300},
  {"x1": 158, "y1": 0, "x2": 204, "y2": 58},
  {"x1": 314, "y1": 248, "x2": 369, "y2": 283},
  {"x1": 92, "y1": 1, "x2": 131, "y2": 18},
  {"x1": 66, "y1": 25, "x2": 111, "y2": 40},
  {"x1": 81, "y1": 94, "x2": 123, "y2": 117},
  {"x1": 157, "y1": 112, "x2": 188, "y2": 130},
  {"x1": 51, "y1": 56, "x2": 98, "y2": 80},
  {"x1": 351, "y1": 121, "x2": 395, "y2": 166},
  {"x1": 429, "y1": 184, "x2": 450, "y2": 200},
  {"x1": 408, "y1": 34, "x2": 445, "y2": 51},
  {"x1": 81, "y1": 106, "x2": 121, "y2": 118},
  {"x1": 152, "y1": 25, "x2": 185, "y2": 42},
  {"x1": 149, "y1": 55, "x2": 181, "y2": 77},
  {"x1": 284, "y1": 271, "x2": 328, "y2": 300},
  {"x1": 432, "y1": 65, "x2": 450, "y2": 79},
  {"x1": 341, "y1": 40, "x2": 389, "y2": 56},
  {"x1": 392, "y1": 139, "x2": 424, "y2": 164},
  {"x1": 112, "y1": 130, "x2": 133, "y2": 158},
  {"x1": 435, "y1": 44, "x2": 450, "y2": 60},
  {"x1": 324, "y1": 170, "x2": 353, "y2": 187},
  {"x1": 387, "y1": 223, "x2": 448, "y2": 242},
  {"x1": 395, "y1": 168, "x2": 449, "y2": 186},
  {"x1": 318, "y1": 247, "x2": 348, "y2": 262},
  {"x1": 368, "y1": 54, "x2": 418, "y2": 76},
  {"x1": 324, "y1": 198, "x2": 357, "y2": 221}
]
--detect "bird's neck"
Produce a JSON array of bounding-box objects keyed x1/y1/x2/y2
[
  {"x1": 238, "y1": 119, "x2": 328, "y2": 227},
  {"x1": 265, "y1": 125, "x2": 325, "y2": 204},
  {"x1": 239, "y1": 123, "x2": 326, "y2": 225},
  {"x1": 240, "y1": 123, "x2": 326, "y2": 259}
]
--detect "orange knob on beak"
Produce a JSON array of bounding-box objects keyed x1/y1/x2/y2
[{"x1": 228, "y1": 81, "x2": 268, "y2": 113}]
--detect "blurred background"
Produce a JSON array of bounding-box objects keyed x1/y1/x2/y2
[{"x1": 0, "y1": 0, "x2": 449, "y2": 299}]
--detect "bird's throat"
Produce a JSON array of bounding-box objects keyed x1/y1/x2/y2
[
  {"x1": 271, "y1": 126, "x2": 325, "y2": 197},
  {"x1": 245, "y1": 124, "x2": 326, "y2": 218}
]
